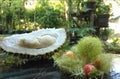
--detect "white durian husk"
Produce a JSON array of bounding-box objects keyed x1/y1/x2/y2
[{"x1": 0, "y1": 28, "x2": 66, "y2": 56}]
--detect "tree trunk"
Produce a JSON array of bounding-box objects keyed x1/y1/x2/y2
[{"x1": 65, "y1": 0, "x2": 72, "y2": 28}]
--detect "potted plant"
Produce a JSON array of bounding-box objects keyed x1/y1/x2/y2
[
  {"x1": 95, "y1": 1, "x2": 111, "y2": 27},
  {"x1": 99, "y1": 28, "x2": 112, "y2": 41},
  {"x1": 67, "y1": 27, "x2": 96, "y2": 45}
]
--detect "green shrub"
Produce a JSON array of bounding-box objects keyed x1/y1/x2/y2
[{"x1": 34, "y1": 6, "x2": 64, "y2": 28}]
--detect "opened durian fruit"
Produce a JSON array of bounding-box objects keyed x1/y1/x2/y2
[{"x1": 0, "y1": 28, "x2": 66, "y2": 59}]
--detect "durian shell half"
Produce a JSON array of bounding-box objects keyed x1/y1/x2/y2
[{"x1": 0, "y1": 28, "x2": 66, "y2": 56}]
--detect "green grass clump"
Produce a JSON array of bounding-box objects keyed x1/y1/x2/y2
[{"x1": 71, "y1": 36, "x2": 104, "y2": 64}]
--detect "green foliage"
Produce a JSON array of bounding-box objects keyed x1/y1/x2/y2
[
  {"x1": 96, "y1": 5, "x2": 110, "y2": 15},
  {"x1": 104, "y1": 31, "x2": 120, "y2": 53},
  {"x1": 71, "y1": 36, "x2": 104, "y2": 64},
  {"x1": 0, "y1": 0, "x2": 66, "y2": 31},
  {"x1": 96, "y1": 0, "x2": 111, "y2": 15},
  {"x1": 105, "y1": 37, "x2": 120, "y2": 53},
  {"x1": 100, "y1": 28, "x2": 113, "y2": 37},
  {"x1": 0, "y1": 0, "x2": 25, "y2": 30},
  {"x1": 99, "y1": 28, "x2": 114, "y2": 41},
  {"x1": 86, "y1": 0, "x2": 96, "y2": 2},
  {"x1": 26, "y1": 0, "x2": 66, "y2": 28},
  {"x1": 68, "y1": 27, "x2": 96, "y2": 37},
  {"x1": 35, "y1": 6, "x2": 63, "y2": 28}
]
